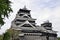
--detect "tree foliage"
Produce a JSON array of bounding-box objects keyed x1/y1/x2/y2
[
  {"x1": 58, "y1": 37, "x2": 60, "y2": 40},
  {"x1": 0, "y1": 0, "x2": 12, "y2": 26},
  {"x1": 3, "y1": 29, "x2": 14, "y2": 40},
  {"x1": 0, "y1": 29, "x2": 21, "y2": 40},
  {"x1": 3, "y1": 32, "x2": 10, "y2": 40},
  {"x1": 0, "y1": 35, "x2": 3, "y2": 40}
]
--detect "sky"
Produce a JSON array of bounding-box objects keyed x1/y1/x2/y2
[{"x1": 0, "y1": 0, "x2": 60, "y2": 37}]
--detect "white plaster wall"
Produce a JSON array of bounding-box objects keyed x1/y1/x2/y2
[{"x1": 23, "y1": 36, "x2": 47, "y2": 40}]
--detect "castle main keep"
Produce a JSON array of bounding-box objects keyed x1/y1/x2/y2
[{"x1": 11, "y1": 6, "x2": 57, "y2": 40}]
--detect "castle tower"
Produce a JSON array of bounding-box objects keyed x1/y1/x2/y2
[
  {"x1": 11, "y1": 6, "x2": 57, "y2": 40},
  {"x1": 41, "y1": 20, "x2": 52, "y2": 30},
  {"x1": 11, "y1": 6, "x2": 36, "y2": 29}
]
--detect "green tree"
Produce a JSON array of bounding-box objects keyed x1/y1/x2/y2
[
  {"x1": 58, "y1": 37, "x2": 60, "y2": 40},
  {"x1": 3, "y1": 29, "x2": 14, "y2": 40},
  {"x1": 0, "y1": 0, "x2": 12, "y2": 26},
  {"x1": 3, "y1": 31, "x2": 11, "y2": 40},
  {"x1": 0, "y1": 35, "x2": 3, "y2": 40}
]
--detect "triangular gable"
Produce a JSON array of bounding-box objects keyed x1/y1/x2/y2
[
  {"x1": 21, "y1": 14, "x2": 30, "y2": 18},
  {"x1": 21, "y1": 24, "x2": 32, "y2": 27},
  {"x1": 18, "y1": 21, "x2": 36, "y2": 28}
]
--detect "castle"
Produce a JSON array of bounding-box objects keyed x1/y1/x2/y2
[{"x1": 11, "y1": 6, "x2": 57, "y2": 40}]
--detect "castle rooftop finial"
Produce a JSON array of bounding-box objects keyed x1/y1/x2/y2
[
  {"x1": 45, "y1": 20, "x2": 50, "y2": 23},
  {"x1": 23, "y1": 5, "x2": 27, "y2": 10}
]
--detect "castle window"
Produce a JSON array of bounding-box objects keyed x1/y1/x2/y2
[
  {"x1": 16, "y1": 23, "x2": 20, "y2": 25},
  {"x1": 28, "y1": 15, "x2": 31, "y2": 17},
  {"x1": 33, "y1": 24, "x2": 35, "y2": 26},
  {"x1": 29, "y1": 21, "x2": 35, "y2": 23},
  {"x1": 23, "y1": 16, "x2": 28, "y2": 18},
  {"x1": 16, "y1": 19, "x2": 25, "y2": 22},
  {"x1": 19, "y1": 14, "x2": 24, "y2": 16}
]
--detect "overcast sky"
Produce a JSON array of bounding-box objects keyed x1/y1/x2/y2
[{"x1": 0, "y1": 0, "x2": 60, "y2": 37}]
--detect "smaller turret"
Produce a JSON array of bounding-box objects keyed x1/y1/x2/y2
[{"x1": 41, "y1": 20, "x2": 52, "y2": 30}]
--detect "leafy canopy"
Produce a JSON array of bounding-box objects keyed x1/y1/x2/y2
[
  {"x1": 3, "y1": 32, "x2": 10, "y2": 40},
  {"x1": 0, "y1": 0, "x2": 12, "y2": 26},
  {"x1": 3, "y1": 29, "x2": 14, "y2": 40}
]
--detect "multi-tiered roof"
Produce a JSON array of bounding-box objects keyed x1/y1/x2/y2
[{"x1": 11, "y1": 6, "x2": 57, "y2": 35}]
